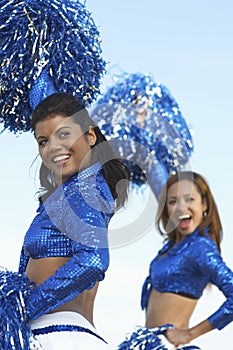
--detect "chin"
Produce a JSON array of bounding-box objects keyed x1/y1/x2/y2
[{"x1": 182, "y1": 230, "x2": 193, "y2": 235}]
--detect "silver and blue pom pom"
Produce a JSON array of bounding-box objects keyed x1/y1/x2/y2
[
  {"x1": 117, "y1": 325, "x2": 201, "y2": 350},
  {"x1": 0, "y1": 267, "x2": 41, "y2": 349},
  {"x1": 0, "y1": 0, "x2": 106, "y2": 133},
  {"x1": 91, "y1": 72, "x2": 194, "y2": 198},
  {"x1": 117, "y1": 325, "x2": 174, "y2": 350}
]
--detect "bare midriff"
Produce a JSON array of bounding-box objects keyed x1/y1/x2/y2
[
  {"x1": 145, "y1": 288, "x2": 198, "y2": 329},
  {"x1": 26, "y1": 257, "x2": 99, "y2": 326}
]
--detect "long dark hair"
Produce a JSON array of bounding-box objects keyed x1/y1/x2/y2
[
  {"x1": 31, "y1": 92, "x2": 130, "y2": 209},
  {"x1": 156, "y1": 171, "x2": 222, "y2": 252}
]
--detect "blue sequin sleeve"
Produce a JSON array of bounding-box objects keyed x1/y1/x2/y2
[
  {"x1": 26, "y1": 244, "x2": 109, "y2": 321},
  {"x1": 140, "y1": 230, "x2": 233, "y2": 330},
  {"x1": 199, "y1": 239, "x2": 233, "y2": 330},
  {"x1": 18, "y1": 247, "x2": 29, "y2": 274},
  {"x1": 25, "y1": 168, "x2": 115, "y2": 320}
]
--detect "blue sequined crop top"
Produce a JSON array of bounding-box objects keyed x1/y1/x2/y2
[
  {"x1": 18, "y1": 162, "x2": 115, "y2": 320},
  {"x1": 141, "y1": 230, "x2": 233, "y2": 330}
]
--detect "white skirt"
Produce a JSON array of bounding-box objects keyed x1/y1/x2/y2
[{"x1": 30, "y1": 311, "x2": 112, "y2": 350}]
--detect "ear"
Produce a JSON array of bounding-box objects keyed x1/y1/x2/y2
[{"x1": 88, "y1": 126, "x2": 97, "y2": 146}]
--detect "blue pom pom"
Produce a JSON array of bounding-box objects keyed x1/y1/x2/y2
[
  {"x1": 91, "y1": 72, "x2": 194, "y2": 198},
  {"x1": 0, "y1": 0, "x2": 106, "y2": 133},
  {"x1": 0, "y1": 268, "x2": 40, "y2": 349},
  {"x1": 117, "y1": 325, "x2": 175, "y2": 350}
]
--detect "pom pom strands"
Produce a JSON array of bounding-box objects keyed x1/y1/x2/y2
[
  {"x1": 0, "y1": 268, "x2": 41, "y2": 350},
  {"x1": 117, "y1": 325, "x2": 175, "y2": 350},
  {"x1": 91, "y1": 72, "x2": 194, "y2": 198},
  {"x1": 0, "y1": 0, "x2": 106, "y2": 133}
]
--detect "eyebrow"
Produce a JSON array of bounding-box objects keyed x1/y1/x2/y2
[
  {"x1": 167, "y1": 196, "x2": 178, "y2": 200},
  {"x1": 168, "y1": 193, "x2": 194, "y2": 199},
  {"x1": 36, "y1": 126, "x2": 72, "y2": 141}
]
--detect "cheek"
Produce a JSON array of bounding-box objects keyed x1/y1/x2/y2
[
  {"x1": 167, "y1": 206, "x2": 180, "y2": 226},
  {"x1": 167, "y1": 205, "x2": 175, "y2": 218},
  {"x1": 64, "y1": 138, "x2": 75, "y2": 149},
  {"x1": 39, "y1": 148, "x2": 44, "y2": 159},
  {"x1": 196, "y1": 211, "x2": 204, "y2": 224},
  {"x1": 39, "y1": 148, "x2": 49, "y2": 163},
  {"x1": 75, "y1": 140, "x2": 91, "y2": 156}
]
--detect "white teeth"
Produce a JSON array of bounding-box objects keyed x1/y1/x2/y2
[
  {"x1": 178, "y1": 214, "x2": 191, "y2": 220},
  {"x1": 53, "y1": 154, "x2": 70, "y2": 163}
]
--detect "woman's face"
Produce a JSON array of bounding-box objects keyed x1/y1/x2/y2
[
  {"x1": 35, "y1": 114, "x2": 96, "y2": 185},
  {"x1": 166, "y1": 179, "x2": 207, "y2": 241}
]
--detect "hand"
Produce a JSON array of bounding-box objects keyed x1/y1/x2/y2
[{"x1": 165, "y1": 328, "x2": 192, "y2": 347}]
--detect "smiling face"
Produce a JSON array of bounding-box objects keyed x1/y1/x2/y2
[
  {"x1": 166, "y1": 179, "x2": 207, "y2": 242},
  {"x1": 35, "y1": 114, "x2": 97, "y2": 185}
]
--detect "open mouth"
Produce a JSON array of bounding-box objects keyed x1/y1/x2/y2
[
  {"x1": 178, "y1": 214, "x2": 191, "y2": 228},
  {"x1": 52, "y1": 154, "x2": 70, "y2": 163},
  {"x1": 178, "y1": 214, "x2": 191, "y2": 220}
]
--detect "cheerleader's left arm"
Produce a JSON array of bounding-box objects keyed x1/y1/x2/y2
[
  {"x1": 188, "y1": 239, "x2": 233, "y2": 340},
  {"x1": 166, "y1": 239, "x2": 233, "y2": 345},
  {"x1": 204, "y1": 242, "x2": 233, "y2": 330}
]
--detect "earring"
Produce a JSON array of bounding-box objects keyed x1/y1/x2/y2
[
  {"x1": 47, "y1": 170, "x2": 57, "y2": 187},
  {"x1": 203, "y1": 211, "x2": 207, "y2": 217}
]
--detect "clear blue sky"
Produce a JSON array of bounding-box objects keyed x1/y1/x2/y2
[{"x1": 0, "y1": 0, "x2": 232, "y2": 348}]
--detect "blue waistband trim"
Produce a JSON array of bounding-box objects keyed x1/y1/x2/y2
[{"x1": 32, "y1": 324, "x2": 107, "y2": 344}]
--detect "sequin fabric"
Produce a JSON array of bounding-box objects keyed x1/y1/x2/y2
[
  {"x1": 117, "y1": 324, "x2": 201, "y2": 350},
  {"x1": 141, "y1": 230, "x2": 233, "y2": 330},
  {"x1": 18, "y1": 162, "x2": 115, "y2": 320}
]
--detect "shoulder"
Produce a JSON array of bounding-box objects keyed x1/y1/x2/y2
[
  {"x1": 190, "y1": 234, "x2": 220, "y2": 262},
  {"x1": 63, "y1": 163, "x2": 115, "y2": 215},
  {"x1": 190, "y1": 234, "x2": 224, "y2": 273},
  {"x1": 193, "y1": 233, "x2": 219, "y2": 253}
]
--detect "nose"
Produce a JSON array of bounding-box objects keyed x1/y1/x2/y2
[
  {"x1": 47, "y1": 136, "x2": 62, "y2": 152},
  {"x1": 175, "y1": 199, "x2": 188, "y2": 213}
]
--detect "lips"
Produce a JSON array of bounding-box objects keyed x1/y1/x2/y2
[
  {"x1": 178, "y1": 214, "x2": 191, "y2": 229},
  {"x1": 52, "y1": 154, "x2": 70, "y2": 164}
]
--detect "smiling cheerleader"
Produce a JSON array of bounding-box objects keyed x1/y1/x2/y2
[
  {"x1": 0, "y1": 1, "x2": 130, "y2": 349},
  {"x1": 118, "y1": 171, "x2": 233, "y2": 349}
]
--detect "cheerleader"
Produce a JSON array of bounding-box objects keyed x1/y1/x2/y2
[{"x1": 118, "y1": 171, "x2": 233, "y2": 349}]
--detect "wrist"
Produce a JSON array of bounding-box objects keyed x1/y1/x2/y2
[
  {"x1": 188, "y1": 328, "x2": 195, "y2": 341},
  {"x1": 189, "y1": 319, "x2": 214, "y2": 341}
]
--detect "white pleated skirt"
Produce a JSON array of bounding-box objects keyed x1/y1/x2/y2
[{"x1": 30, "y1": 311, "x2": 112, "y2": 350}]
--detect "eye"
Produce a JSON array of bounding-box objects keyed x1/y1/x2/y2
[
  {"x1": 168, "y1": 199, "x2": 177, "y2": 205},
  {"x1": 38, "y1": 139, "x2": 48, "y2": 147},
  {"x1": 185, "y1": 197, "x2": 194, "y2": 203},
  {"x1": 59, "y1": 131, "x2": 70, "y2": 139}
]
